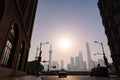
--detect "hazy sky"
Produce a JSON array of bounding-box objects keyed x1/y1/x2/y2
[{"x1": 28, "y1": 0, "x2": 112, "y2": 69}]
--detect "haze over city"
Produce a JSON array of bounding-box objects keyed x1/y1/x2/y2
[{"x1": 28, "y1": 0, "x2": 112, "y2": 69}]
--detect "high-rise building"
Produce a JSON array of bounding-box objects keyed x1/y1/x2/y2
[
  {"x1": 75, "y1": 52, "x2": 87, "y2": 71},
  {"x1": 70, "y1": 57, "x2": 75, "y2": 71},
  {"x1": 61, "y1": 60, "x2": 64, "y2": 69},
  {"x1": 75, "y1": 52, "x2": 83, "y2": 71},
  {"x1": 97, "y1": 0, "x2": 120, "y2": 75},
  {"x1": 79, "y1": 52, "x2": 84, "y2": 70},
  {"x1": 49, "y1": 44, "x2": 52, "y2": 70},
  {"x1": 86, "y1": 43, "x2": 94, "y2": 70},
  {"x1": 67, "y1": 63, "x2": 70, "y2": 71},
  {"x1": 75, "y1": 56, "x2": 80, "y2": 71},
  {"x1": 82, "y1": 61, "x2": 87, "y2": 71},
  {"x1": 0, "y1": 0, "x2": 38, "y2": 75}
]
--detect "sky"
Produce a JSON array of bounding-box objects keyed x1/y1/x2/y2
[{"x1": 28, "y1": 0, "x2": 112, "y2": 69}]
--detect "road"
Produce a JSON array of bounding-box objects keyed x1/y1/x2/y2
[
  {"x1": 0, "y1": 75, "x2": 120, "y2": 80},
  {"x1": 41, "y1": 75, "x2": 120, "y2": 80}
]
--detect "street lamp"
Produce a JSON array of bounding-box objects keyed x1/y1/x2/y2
[
  {"x1": 37, "y1": 42, "x2": 49, "y2": 76},
  {"x1": 35, "y1": 46, "x2": 39, "y2": 59},
  {"x1": 38, "y1": 42, "x2": 49, "y2": 62},
  {"x1": 94, "y1": 41, "x2": 109, "y2": 68}
]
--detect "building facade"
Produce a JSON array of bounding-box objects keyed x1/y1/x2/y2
[
  {"x1": 0, "y1": 0, "x2": 38, "y2": 73},
  {"x1": 98, "y1": 0, "x2": 120, "y2": 74}
]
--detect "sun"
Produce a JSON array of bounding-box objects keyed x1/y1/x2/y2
[{"x1": 59, "y1": 38, "x2": 71, "y2": 49}]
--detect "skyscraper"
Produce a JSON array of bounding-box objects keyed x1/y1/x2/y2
[
  {"x1": 82, "y1": 61, "x2": 87, "y2": 71},
  {"x1": 79, "y1": 52, "x2": 83, "y2": 70},
  {"x1": 49, "y1": 44, "x2": 52, "y2": 70},
  {"x1": 75, "y1": 51, "x2": 87, "y2": 71},
  {"x1": 61, "y1": 60, "x2": 64, "y2": 69},
  {"x1": 70, "y1": 57, "x2": 75, "y2": 71},
  {"x1": 75, "y1": 56, "x2": 80, "y2": 71},
  {"x1": 67, "y1": 63, "x2": 70, "y2": 71},
  {"x1": 97, "y1": 0, "x2": 120, "y2": 75},
  {"x1": 86, "y1": 43, "x2": 94, "y2": 70}
]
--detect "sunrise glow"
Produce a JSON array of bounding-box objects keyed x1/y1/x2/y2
[{"x1": 59, "y1": 38, "x2": 71, "y2": 49}]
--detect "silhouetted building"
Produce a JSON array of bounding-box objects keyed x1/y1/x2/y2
[
  {"x1": 98, "y1": 0, "x2": 120, "y2": 75},
  {"x1": 0, "y1": 0, "x2": 38, "y2": 74}
]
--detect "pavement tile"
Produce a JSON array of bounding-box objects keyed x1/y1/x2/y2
[{"x1": 0, "y1": 76, "x2": 41, "y2": 80}]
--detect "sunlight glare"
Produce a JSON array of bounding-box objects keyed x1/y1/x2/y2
[{"x1": 59, "y1": 38, "x2": 71, "y2": 49}]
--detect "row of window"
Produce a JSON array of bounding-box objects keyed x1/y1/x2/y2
[
  {"x1": 1, "y1": 24, "x2": 16, "y2": 67},
  {"x1": 0, "y1": 23, "x2": 27, "y2": 70}
]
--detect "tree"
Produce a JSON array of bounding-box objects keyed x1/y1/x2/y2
[{"x1": 26, "y1": 60, "x2": 44, "y2": 75}]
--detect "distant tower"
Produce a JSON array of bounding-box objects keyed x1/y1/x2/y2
[
  {"x1": 49, "y1": 44, "x2": 53, "y2": 69},
  {"x1": 75, "y1": 51, "x2": 86, "y2": 71},
  {"x1": 61, "y1": 60, "x2": 64, "y2": 69},
  {"x1": 79, "y1": 51, "x2": 83, "y2": 71},
  {"x1": 86, "y1": 43, "x2": 94, "y2": 70},
  {"x1": 67, "y1": 64, "x2": 70, "y2": 71},
  {"x1": 70, "y1": 57, "x2": 75, "y2": 71}
]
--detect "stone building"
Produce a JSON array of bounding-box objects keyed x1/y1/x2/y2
[
  {"x1": 0, "y1": 0, "x2": 38, "y2": 76},
  {"x1": 98, "y1": 0, "x2": 120, "y2": 75}
]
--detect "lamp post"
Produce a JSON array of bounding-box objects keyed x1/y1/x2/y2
[
  {"x1": 94, "y1": 41, "x2": 109, "y2": 68},
  {"x1": 35, "y1": 47, "x2": 39, "y2": 60},
  {"x1": 38, "y1": 42, "x2": 49, "y2": 62},
  {"x1": 37, "y1": 42, "x2": 49, "y2": 76}
]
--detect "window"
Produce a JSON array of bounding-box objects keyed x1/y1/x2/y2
[
  {"x1": 1, "y1": 25, "x2": 15, "y2": 66},
  {"x1": 16, "y1": 52, "x2": 21, "y2": 69},
  {"x1": 16, "y1": 44, "x2": 22, "y2": 69},
  {"x1": 2, "y1": 25, "x2": 14, "y2": 66},
  {"x1": 17, "y1": 42, "x2": 25, "y2": 70},
  {"x1": 1, "y1": 41, "x2": 12, "y2": 66},
  {"x1": 1, "y1": 24, "x2": 18, "y2": 67}
]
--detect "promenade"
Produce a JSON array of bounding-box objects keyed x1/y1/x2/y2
[{"x1": 0, "y1": 76, "x2": 41, "y2": 80}]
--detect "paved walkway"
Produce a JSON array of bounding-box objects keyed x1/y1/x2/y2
[{"x1": 0, "y1": 76, "x2": 41, "y2": 80}]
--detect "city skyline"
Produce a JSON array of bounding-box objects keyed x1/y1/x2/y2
[
  {"x1": 43, "y1": 49, "x2": 105, "y2": 71},
  {"x1": 28, "y1": 0, "x2": 112, "y2": 69}
]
